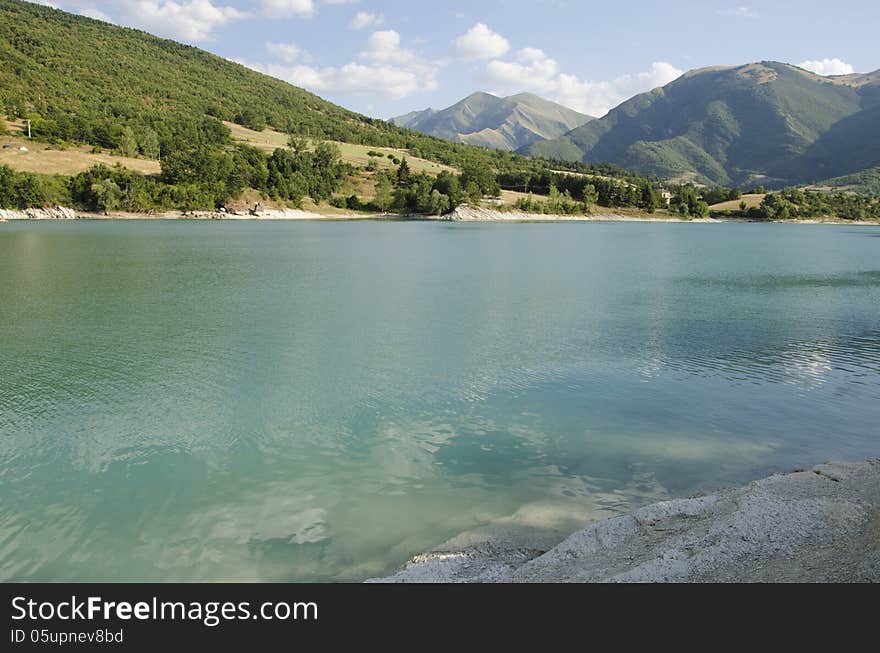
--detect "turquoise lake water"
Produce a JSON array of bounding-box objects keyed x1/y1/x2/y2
[{"x1": 1, "y1": 220, "x2": 879, "y2": 581}]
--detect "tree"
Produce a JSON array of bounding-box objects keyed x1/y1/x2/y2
[
  {"x1": 639, "y1": 183, "x2": 660, "y2": 213},
  {"x1": 670, "y1": 185, "x2": 709, "y2": 218},
  {"x1": 373, "y1": 173, "x2": 393, "y2": 212},
  {"x1": 140, "y1": 128, "x2": 160, "y2": 159},
  {"x1": 90, "y1": 178, "x2": 123, "y2": 212},
  {"x1": 460, "y1": 161, "x2": 499, "y2": 197},
  {"x1": 465, "y1": 181, "x2": 481, "y2": 205},
  {"x1": 396, "y1": 157, "x2": 411, "y2": 186},
  {"x1": 582, "y1": 184, "x2": 598, "y2": 207},
  {"x1": 0, "y1": 165, "x2": 15, "y2": 208},
  {"x1": 313, "y1": 142, "x2": 341, "y2": 170},
  {"x1": 287, "y1": 135, "x2": 308, "y2": 155},
  {"x1": 428, "y1": 189, "x2": 450, "y2": 215},
  {"x1": 433, "y1": 171, "x2": 463, "y2": 208},
  {"x1": 119, "y1": 126, "x2": 138, "y2": 158},
  {"x1": 161, "y1": 146, "x2": 233, "y2": 186}
]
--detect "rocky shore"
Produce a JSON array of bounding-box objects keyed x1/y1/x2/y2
[
  {"x1": 0, "y1": 206, "x2": 382, "y2": 221},
  {"x1": 0, "y1": 206, "x2": 77, "y2": 220},
  {"x1": 371, "y1": 460, "x2": 880, "y2": 583},
  {"x1": 2, "y1": 205, "x2": 877, "y2": 225},
  {"x1": 437, "y1": 205, "x2": 717, "y2": 223}
]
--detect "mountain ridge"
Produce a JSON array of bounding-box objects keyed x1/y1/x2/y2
[
  {"x1": 393, "y1": 92, "x2": 593, "y2": 152},
  {"x1": 524, "y1": 61, "x2": 880, "y2": 187}
]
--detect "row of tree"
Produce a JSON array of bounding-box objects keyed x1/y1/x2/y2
[{"x1": 756, "y1": 189, "x2": 880, "y2": 220}]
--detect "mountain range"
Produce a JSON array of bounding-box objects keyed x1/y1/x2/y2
[
  {"x1": 524, "y1": 62, "x2": 880, "y2": 188},
  {"x1": 392, "y1": 92, "x2": 593, "y2": 152}
]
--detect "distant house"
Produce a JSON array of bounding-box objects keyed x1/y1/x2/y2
[{"x1": 659, "y1": 189, "x2": 673, "y2": 204}]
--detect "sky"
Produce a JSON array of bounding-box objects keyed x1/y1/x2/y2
[{"x1": 30, "y1": 0, "x2": 880, "y2": 119}]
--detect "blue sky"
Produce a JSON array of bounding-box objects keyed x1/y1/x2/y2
[{"x1": 32, "y1": 1, "x2": 880, "y2": 118}]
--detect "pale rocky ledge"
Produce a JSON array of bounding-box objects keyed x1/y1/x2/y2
[{"x1": 371, "y1": 460, "x2": 880, "y2": 583}]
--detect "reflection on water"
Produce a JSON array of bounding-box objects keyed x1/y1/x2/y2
[{"x1": 0, "y1": 221, "x2": 879, "y2": 581}]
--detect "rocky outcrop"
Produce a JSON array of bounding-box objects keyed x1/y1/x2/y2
[
  {"x1": 372, "y1": 460, "x2": 880, "y2": 583},
  {"x1": 437, "y1": 205, "x2": 711, "y2": 222},
  {"x1": 0, "y1": 206, "x2": 78, "y2": 220},
  {"x1": 440, "y1": 206, "x2": 595, "y2": 222}
]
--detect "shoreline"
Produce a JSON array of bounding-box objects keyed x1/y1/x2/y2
[
  {"x1": 371, "y1": 460, "x2": 880, "y2": 583},
  {"x1": 2, "y1": 205, "x2": 879, "y2": 225}
]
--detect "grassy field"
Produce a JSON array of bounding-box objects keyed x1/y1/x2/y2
[
  {"x1": 1, "y1": 121, "x2": 161, "y2": 176},
  {"x1": 1, "y1": 117, "x2": 449, "y2": 181},
  {"x1": 499, "y1": 189, "x2": 532, "y2": 204},
  {"x1": 225, "y1": 122, "x2": 455, "y2": 175},
  {"x1": 710, "y1": 193, "x2": 766, "y2": 211}
]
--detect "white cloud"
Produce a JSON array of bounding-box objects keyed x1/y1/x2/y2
[
  {"x1": 56, "y1": 1, "x2": 247, "y2": 41},
  {"x1": 798, "y1": 58, "x2": 855, "y2": 76},
  {"x1": 80, "y1": 7, "x2": 111, "y2": 21},
  {"x1": 718, "y1": 6, "x2": 759, "y2": 18},
  {"x1": 260, "y1": 0, "x2": 357, "y2": 18},
  {"x1": 244, "y1": 61, "x2": 426, "y2": 99},
  {"x1": 119, "y1": 1, "x2": 246, "y2": 41},
  {"x1": 244, "y1": 29, "x2": 441, "y2": 101},
  {"x1": 453, "y1": 23, "x2": 510, "y2": 60},
  {"x1": 265, "y1": 41, "x2": 309, "y2": 64},
  {"x1": 483, "y1": 49, "x2": 682, "y2": 116},
  {"x1": 261, "y1": 0, "x2": 314, "y2": 17},
  {"x1": 349, "y1": 11, "x2": 382, "y2": 30},
  {"x1": 360, "y1": 30, "x2": 409, "y2": 63}
]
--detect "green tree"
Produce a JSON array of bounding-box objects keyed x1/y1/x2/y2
[
  {"x1": 465, "y1": 181, "x2": 481, "y2": 205},
  {"x1": 373, "y1": 173, "x2": 393, "y2": 212},
  {"x1": 639, "y1": 183, "x2": 660, "y2": 213},
  {"x1": 140, "y1": 128, "x2": 160, "y2": 159},
  {"x1": 582, "y1": 184, "x2": 598, "y2": 210},
  {"x1": 313, "y1": 142, "x2": 341, "y2": 169},
  {"x1": 90, "y1": 178, "x2": 124, "y2": 212},
  {"x1": 460, "y1": 161, "x2": 499, "y2": 197},
  {"x1": 396, "y1": 157, "x2": 411, "y2": 186},
  {"x1": 427, "y1": 189, "x2": 450, "y2": 215},
  {"x1": 287, "y1": 135, "x2": 308, "y2": 155},
  {"x1": 433, "y1": 171, "x2": 464, "y2": 208},
  {"x1": 119, "y1": 126, "x2": 138, "y2": 158}
]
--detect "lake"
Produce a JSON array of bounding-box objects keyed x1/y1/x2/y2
[{"x1": 1, "y1": 220, "x2": 878, "y2": 581}]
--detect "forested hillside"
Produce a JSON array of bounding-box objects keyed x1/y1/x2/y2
[
  {"x1": 0, "y1": 0, "x2": 675, "y2": 215},
  {"x1": 526, "y1": 62, "x2": 880, "y2": 188},
  {"x1": 0, "y1": 0, "x2": 488, "y2": 166}
]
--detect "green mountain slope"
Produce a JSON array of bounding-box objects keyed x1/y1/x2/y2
[
  {"x1": 525, "y1": 62, "x2": 880, "y2": 187},
  {"x1": 393, "y1": 92, "x2": 593, "y2": 151},
  {"x1": 0, "y1": 0, "x2": 518, "y2": 169},
  {"x1": 0, "y1": 0, "x2": 660, "y2": 215}
]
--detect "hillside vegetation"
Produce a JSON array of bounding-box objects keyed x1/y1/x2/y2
[
  {"x1": 526, "y1": 62, "x2": 880, "y2": 188},
  {"x1": 0, "y1": 0, "x2": 677, "y2": 216},
  {"x1": 0, "y1": 0, "x2": 566, "y2": 175}
]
